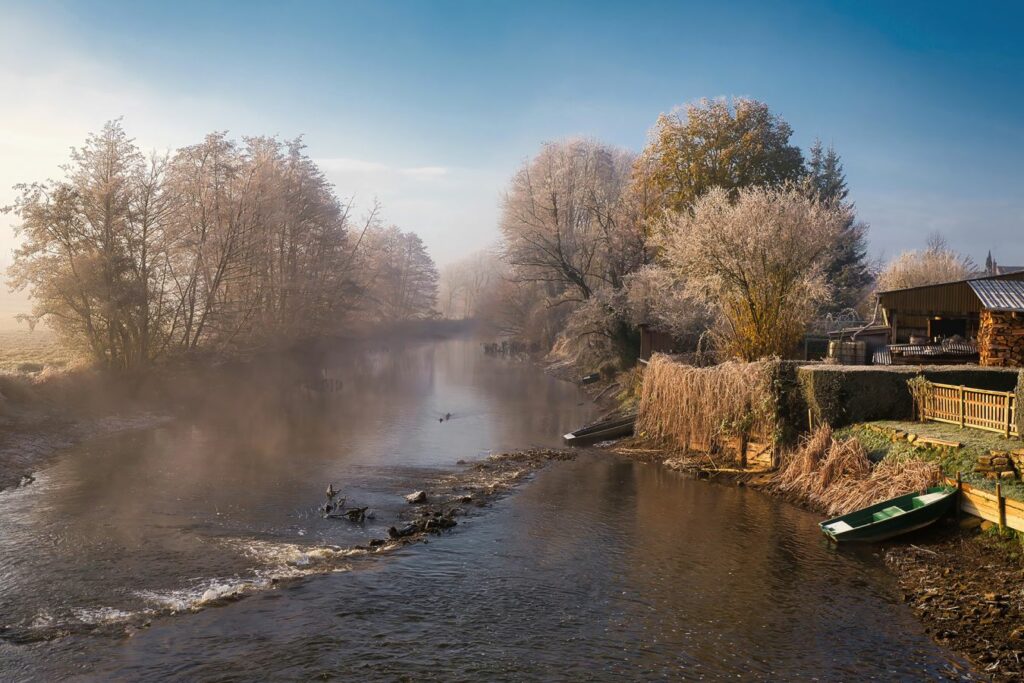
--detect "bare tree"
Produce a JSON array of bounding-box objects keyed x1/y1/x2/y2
[
  {"x1": 499, "y1": 139, "x2": 643, "y2": 304},
  {"x1": 876, "y1": 233, "x2": 976, "y2": 292}
]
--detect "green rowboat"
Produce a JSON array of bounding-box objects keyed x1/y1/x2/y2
[{"x1": 819, "y1": 486, "x2": 958, "y2": 543}]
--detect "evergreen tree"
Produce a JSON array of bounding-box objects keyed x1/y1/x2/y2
[{"x1": 805, "y1": 139, "x2": 872, "y2": 312}]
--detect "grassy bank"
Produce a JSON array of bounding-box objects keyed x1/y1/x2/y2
[{"x1": 843, "y1": 420, "x2": 1024, "y2": 501}]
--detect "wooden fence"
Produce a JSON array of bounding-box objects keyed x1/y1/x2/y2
[{"x1": 920, "y1": 382, "x2": 1019, "y2": 438}]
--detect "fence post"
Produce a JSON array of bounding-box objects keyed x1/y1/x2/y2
[
  {"x1": 997, "y1": 482, "x2": 1006, "y2": 532},
  {"x1": 955, "y1": 471, "x2": 962, "y2": 524},
  {"x1": 1005, "y1": 392, "x2": 1013, "y2": 439},
  {"x1": 959, "y1": 385, "x2": 966, "y2": 428}
]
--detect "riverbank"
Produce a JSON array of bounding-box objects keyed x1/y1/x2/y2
[{"x1": 886, "y1": 525, "x2": 1024, "y2": 680}]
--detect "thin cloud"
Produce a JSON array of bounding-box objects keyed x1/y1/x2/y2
[{"x1": 401, "y1": 166, "x2": 448, "y2": 178}]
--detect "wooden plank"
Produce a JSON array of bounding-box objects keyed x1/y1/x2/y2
[
  {"x1": 933, "y1": 383, "x2": 1015, "y2": 398},
  {"x1": 944, "y1": 477, "x2": 1024, "y2": 533}
]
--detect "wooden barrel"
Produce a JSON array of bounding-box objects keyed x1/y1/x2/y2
[{"x1": 828, "y1": 340, "x2": 867, "y2": 365}]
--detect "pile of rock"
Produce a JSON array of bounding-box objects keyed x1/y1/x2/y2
[{"x1": 974, "y1": 449, "x2": 1024, "y2": 480}]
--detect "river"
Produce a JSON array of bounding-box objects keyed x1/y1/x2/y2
[{"x1": 0, "y1": 337, "x2": 968, "y2": 680}]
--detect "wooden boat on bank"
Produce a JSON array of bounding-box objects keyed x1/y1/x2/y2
[
  {"x1": 563, "y1": 415, "x2": 636, "y2": 445},
  {"x1": 819, "y1": 486, "x2": 958, "y2": 543}
]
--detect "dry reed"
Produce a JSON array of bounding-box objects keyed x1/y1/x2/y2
[
  {"x1": 776, "y1": 424, "x2": 833, "y2": 494},
  {"x1": 775, "y1": 425, "x2": 940, "y2": 516},
  {"x1": 636, "y1": 354, "x2": 774, "y2": 453},
  {"x1": 827, "y1": 459, "x2": 940, "y2": 516}
]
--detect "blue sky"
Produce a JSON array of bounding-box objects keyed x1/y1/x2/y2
[{"x1": 1, "y1": 0, "x2": 1022, "y2": 314}]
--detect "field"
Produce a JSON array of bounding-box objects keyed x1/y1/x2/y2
[{"x1": 0, "y1": 330, "x2": 80, "y2": 375}]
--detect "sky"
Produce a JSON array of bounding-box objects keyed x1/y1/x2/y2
[{"x1": 0, "y1": 0, "x2": 1022, "y2": 325}]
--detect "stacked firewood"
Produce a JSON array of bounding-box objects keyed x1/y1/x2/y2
[
  {"x1": 974, "y1": 449, "x2": 1024, "y2": 480},
  {"x1": 979, "y1": 310, "x2": 1024, "y2": 367}
]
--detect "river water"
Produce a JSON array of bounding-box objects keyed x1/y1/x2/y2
[{"x1": 0, "y1": 337, "x2": 967, "y2": 680}]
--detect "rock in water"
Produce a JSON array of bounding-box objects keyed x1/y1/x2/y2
[
  {"x1": 405, "y1": 490, "x2": 427, "y2": 504},
  {"x1": 388, "y1": 524, "x2": 418, "y2": 539}
]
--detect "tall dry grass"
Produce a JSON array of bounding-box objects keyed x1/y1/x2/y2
[
  {"x1": 775, "y1": 425, "x2": 940, "y2": 515},
  {"x1": 636, "y1": 354, "x2": 775, "y2": 452}
]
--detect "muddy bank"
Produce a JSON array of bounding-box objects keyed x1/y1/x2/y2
[
  {"x1": 0, "y1": 369, "x2": 173, "y2": 491},
  {"x1": 0, "y1": 413, "x2": 172, "y2": 491},
  {"x1": 886, "y1": 525, "x2": 1024, "y2": 680}
]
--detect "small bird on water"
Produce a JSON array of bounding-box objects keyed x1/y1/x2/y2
[{"x1": 326, "y1": 483, "x2": 337, "y2": 500}]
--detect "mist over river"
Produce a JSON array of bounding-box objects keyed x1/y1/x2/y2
[{"x1": 1, "y1": 337, "x2": 966, "y2": 680}]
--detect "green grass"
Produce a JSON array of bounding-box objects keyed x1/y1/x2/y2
[{"x1": 837, "y1": 419, "x2": 1024, "y2": 501}]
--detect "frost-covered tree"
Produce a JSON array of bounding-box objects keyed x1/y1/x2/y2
[
  {"x1": 630, "y1": 98, "x2": 804, "y2": 220},
  {"x1": 657, "y1": 185, "x2": 849, "y2": 360},
  {"x1": 498, "y1": 138, "x2": 648, "y2": 363},
  {"x1": 6, "y1": 121, "x2": 439, "y2": 368},
  {"x1": 876, "y1": 234, "x2": 976, "y2": 292},
  {"x1": 500, "y1": 139, "x2": 644, "y2": 302},
  {"x1": 6, "y1": 121, "x2": 174, "y2": 369}
]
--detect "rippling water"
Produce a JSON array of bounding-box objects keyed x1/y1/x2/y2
[{"x1": 0, "y1": 337, "x2": 967, "y2": 680}]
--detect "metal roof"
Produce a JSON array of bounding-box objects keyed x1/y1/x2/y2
[
  {"x1": 877, "y1": 271, "x2": 1024, "y2": 316},
  {"x1": 876, "y1": 269, "x2": 1024, "y2": 296},
  {"x1": 969, "y1": 278, "x2": 1024, "y2": 313}
]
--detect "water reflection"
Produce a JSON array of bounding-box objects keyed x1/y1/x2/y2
[{"x1": 0, "y1": 337, "x2": 592, "y2": 639}]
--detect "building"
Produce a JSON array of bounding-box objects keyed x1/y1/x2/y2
[
  {"x1": 876, "y1": 272, "x2": 1024, "y2": 367},
  {"x1": 638, "y1": 323, "x2": 677, "y2": 361}
]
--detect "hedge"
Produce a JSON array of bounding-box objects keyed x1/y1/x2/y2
[
  {"x1": 797, "y1": 364, "x2": 1020, "y2": 428},
  {"x1": 765, "y1": 360, "x2": 808, "y2": 445}
]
